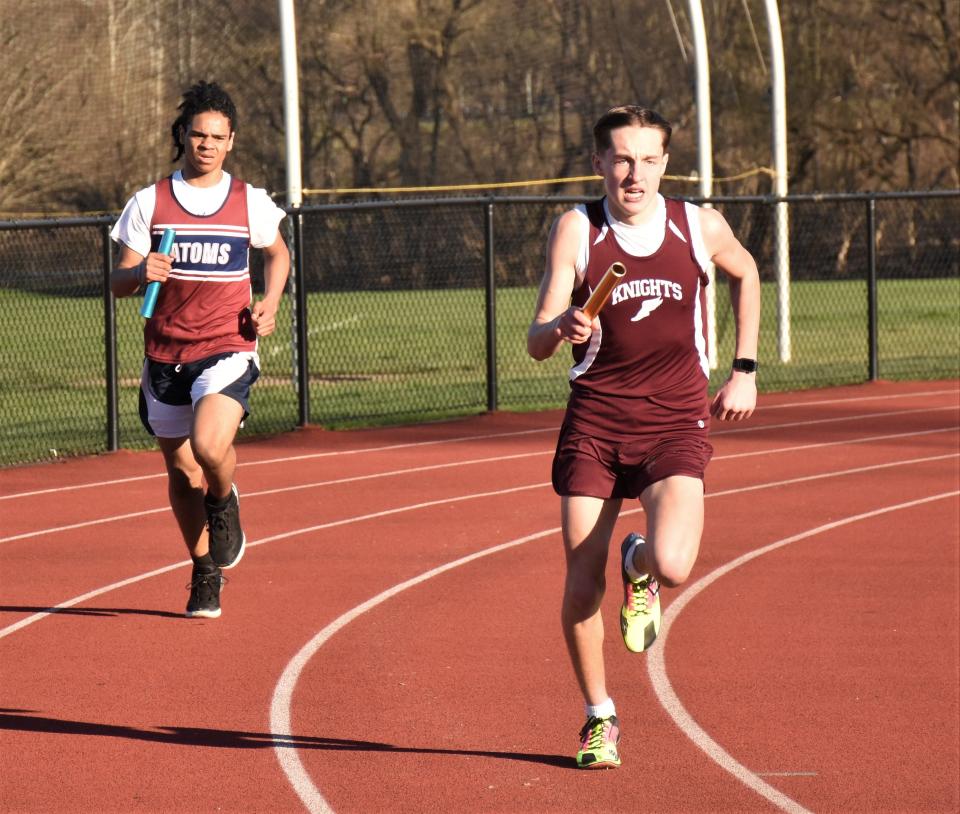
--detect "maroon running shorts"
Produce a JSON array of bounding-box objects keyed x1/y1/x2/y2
[{"x1": 551, "y1": 423, "x2": 713, "y2": 499}]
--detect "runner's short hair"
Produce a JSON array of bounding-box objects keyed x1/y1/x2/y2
[{"x1": 593, "y1": 106, "x2": 672, "y2": 153}]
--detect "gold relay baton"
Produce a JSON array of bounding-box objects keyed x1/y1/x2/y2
[{"x1": 582, "y1": 262, "x2": 626, "y2": 319}]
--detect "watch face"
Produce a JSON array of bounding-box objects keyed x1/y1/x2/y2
[{"x1": 733, "y1": 358, "x2": 758, "y2": 373}]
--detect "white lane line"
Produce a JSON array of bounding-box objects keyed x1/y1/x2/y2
[
  {"x1": 268, "y1": 488, "x2": 959, "y2": 814},
  {"x1": 0, "y1": 453, "x2": 550, "y2": 545},
  {"x1": 0, "y1": 428, "x2": 555, "y2": 501},
  {"x1": 0, "y1": 482, "x2": 549, "y2": 641},
  {"x1": 3, "y1": 423, "x2": 957, "y2": 545},
  {"x1": 715, "y1": 426, "x2": 957, "y2": 461},
  {"x1": 242, "y1": 482, "x2": 549, "y2": 549},
  {"x1": 269, "y1": 524, "x2": 562, "y2": 814},
  {"x1": 3, "y1": 451, "x2": 956, "y2": 809},
  {"x1": 3, "y1": 389, "x2": 956, "y2": 500},
  {"x1": 646, "y1": 491, "x2": 958, "y2": 814},
  {"x1": 6, "y1": 452, "x2": 956, "y2": 640},
  {"x1": 716, "y1": 405, "x2": 958, "y2": 436},
  {"x1": 0, "y1": 560, "x2": 189, "y2": 641},
  {"x1": 242, "y1": 427, "x2": 553, "y2": 467},
  {"x1": 243, "y1": 452, "x2": 546, "y2": 500},
  {"x1": 706, "y1": 453, "x2": 957, "y2": 499},
  {"x1": 758, "y1": 387, "x2": 957, "y2": 410},
  {"x1": 0, "y1": 507, "x2": 171, "y2": 544},
  {"x1": 0, "y1": 471, "x2": 167, "y2": 500}
]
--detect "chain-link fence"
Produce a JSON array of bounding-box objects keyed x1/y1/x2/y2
[{"x1": 1, "y1": 190, "x2": 957, "y2": 467}]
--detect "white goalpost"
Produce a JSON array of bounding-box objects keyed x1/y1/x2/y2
[{"x1": 687, "y1": 0, "x2": 791, "y2": 368}]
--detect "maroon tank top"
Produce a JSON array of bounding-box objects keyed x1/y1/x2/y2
[
  {"x1": 564, "y1": 197, "x2": 711, "y2": 439},
  {"x1": 145, "y1": 176, "x2": 254, "y2": 363}
]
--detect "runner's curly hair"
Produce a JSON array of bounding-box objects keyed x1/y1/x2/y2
[{"x1": 170, "y1": 81, "x2": 238, "y2": 161}]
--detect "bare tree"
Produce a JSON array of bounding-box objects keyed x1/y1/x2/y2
[
  {"x1": 0, "y1": 18, "x2": 74, "y2": 213},
  {"x1": 784, "y1": 0, "x2": 958, "y2": 192},
  {"x1": 0, "y1": 0, "x2": 957, "y2": 214}
]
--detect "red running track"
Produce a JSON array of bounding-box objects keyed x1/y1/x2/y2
[{"x1": 1, "y1": 380, "x2": 957, "y2": 814}]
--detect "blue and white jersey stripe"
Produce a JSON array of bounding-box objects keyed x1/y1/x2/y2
[{"x1": 152, "y1": 223, "x2": 250, "y2": 283}]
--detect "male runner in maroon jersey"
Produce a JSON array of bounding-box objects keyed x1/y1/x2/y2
[
  {"x1": 111, "y1": 81, "x2": 289, "y2": 619},
  {"x1": 527, "y1": 106, "x2": 760, "y2": 768}
]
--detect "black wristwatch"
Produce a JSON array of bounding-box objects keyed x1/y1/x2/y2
[{"x1": 732, "y1": 357, "x2": 758, "y2": 373}]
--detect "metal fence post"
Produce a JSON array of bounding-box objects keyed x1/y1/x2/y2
[
  {"x1": 1, "y1": 189, "x2": 958, "y2": 468},
  {"x1": 484, "y1": 201, "x2": 497, "y2": 411},
  {"x1": 866, "y1": 198, "x2": 879, "y2": 380},
  {"x1": 102, "y1": 224, "x2": 119, "y2": 451},
  {"x1": 291, "y1": 211, "x2": 309, "y2": 425}
]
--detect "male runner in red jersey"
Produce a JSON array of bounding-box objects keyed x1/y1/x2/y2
[
  {"x1": 110, "y1": 81, "x2": 289, "y2": 619},
  {"x1": 527, "y1": 106, "x2": 760, "y2": 768}
]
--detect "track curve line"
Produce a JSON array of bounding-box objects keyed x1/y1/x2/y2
[
  {"x1": 4, "y1": 454, "x2": 953, "y2": 643},
  {"x1": 270, "y1": 525, "x2": 563, "y2": 814},
  {"x1": 0, "y1": 428, "x2": 556, "y2": 501},
  {"x1": 270, "y1": 491, "x2": 957, "y2": 813},
  {"x1": 646, "y1": 490, "x2": 959, "y2": 814}
]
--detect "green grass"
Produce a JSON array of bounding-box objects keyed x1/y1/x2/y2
[{"x1": 1, "y1": 277, "x2": 957, "y2": 466}]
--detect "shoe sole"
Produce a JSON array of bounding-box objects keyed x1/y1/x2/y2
[
  {"x1": 577, "y1": 758, "x2": 621, "y2": 769},
  {"x1": 218, "y1": 533, "x2": 245, "y2": 570},
  {"x1": 186, "y1": 607, "x2": 221, "y2": 619}
]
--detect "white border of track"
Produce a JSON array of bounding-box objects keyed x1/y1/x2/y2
[
  {"x1": 3, "y1": 407, "x2": 957, "y2": 546},
  {"x1": 1, "y1": 388, "x2": 957, "y2": 812},
  {"x1": 645, "y1": 491, "x2": 957, "y2": 814},
  {"x1": 2, "y1": 388, "x2": 956, "y2": 503},
  {"x1": 267, "y1": 478, "x2": 958, "y2": 814}
]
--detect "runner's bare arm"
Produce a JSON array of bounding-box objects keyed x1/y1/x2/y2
[
  {"x1": 527, "y1": 211, "x2": 597, "y2": 361},
  {"x1": 701, "y1": 207, "x2": 761, "y2": 420},
  {"x1": 111, "y1": 244, "x2": 171, "y2": 298},
  {"x1": 250, "y1": 232, "x2": 290, "y2": 337}
]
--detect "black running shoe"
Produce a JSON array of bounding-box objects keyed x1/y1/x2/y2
[
  {"x1": 185, "y1": 564, "x2": 224, "y2": 619},
  {"x1": 206, "y1": 484, "x2": 246, "y2": 569}
]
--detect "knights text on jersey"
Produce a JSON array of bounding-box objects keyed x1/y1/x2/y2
[
  {"x1": 144, "y1": 176, "x2": 255, "y2": 363},
  {"x1": 565, "y1": 197, "x2": 711, "y2": 438}
]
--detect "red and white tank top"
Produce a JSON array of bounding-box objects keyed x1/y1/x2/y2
[
  {"x1": 144, "y1": 175, "x2": 254, "y2": 363},
  {"x1": 565, "y1": 197, "x2": 711, "y2": 438}
]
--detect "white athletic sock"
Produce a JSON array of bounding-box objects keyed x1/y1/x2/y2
[
  {"x1": 624, "y1": 536, "x2": 649, "y2": 582},
  {"x1": 586, "y1": 698, "x2": 616, "y2": 720}
]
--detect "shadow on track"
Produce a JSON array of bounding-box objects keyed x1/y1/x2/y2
[
  {"x1": 0, "y1": 711, "x2": 574, "y2": 768},
  {"x1": 0, "y1": 605, "x2": 183, "y2": 620}
]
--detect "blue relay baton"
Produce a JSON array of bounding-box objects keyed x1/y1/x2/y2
[{"x1": 140, "y1": 228, "x2": 176, "y2": 318}]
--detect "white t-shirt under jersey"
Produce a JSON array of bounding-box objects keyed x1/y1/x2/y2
[
  {"x1": 572, "y1": 194, "x2": 711, "y2": 282},
  {"x1": 111, "y1": 170, "x2": 285, "y2": 255}
]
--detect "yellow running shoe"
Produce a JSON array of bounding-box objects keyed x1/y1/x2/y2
[
  {"x1": 576, "y1": 715, "x2": 621, "y2": 769},
  {"x1": 619, "y1": 533, "x2": 661, "y2": 653}
]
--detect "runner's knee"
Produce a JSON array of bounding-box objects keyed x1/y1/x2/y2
[
  {"x1": 190, "y1": 435, "x2": 230, "y2": 471},
  {"x1": 563, "y1": 569, "x2": 606, "y2": 618},
  {"x1": 651, "y1": 546, "x2": 696, "y2": 587}
]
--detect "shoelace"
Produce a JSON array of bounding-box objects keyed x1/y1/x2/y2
[
  {"x1": 186, "y1": 572, "x2": 227, "y2": 591},
  {"x1": 208, "y1": 513, "x2": 230, "y2": 534},
  {"x1": 625, "y1": 577, "x2": 656, "y2": 616},
  {"x1": 579, "y1": 717, "x2": 611, "y2": 748}
]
